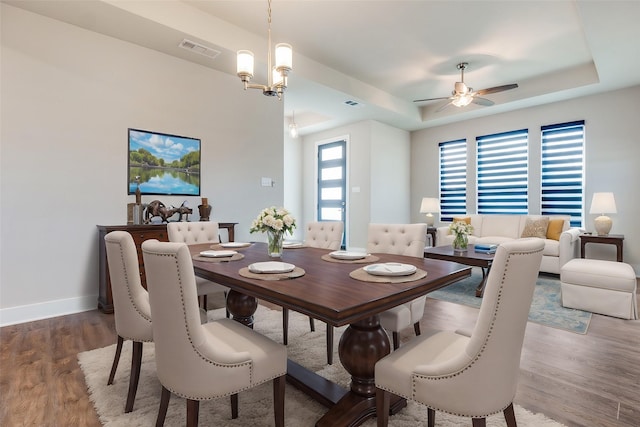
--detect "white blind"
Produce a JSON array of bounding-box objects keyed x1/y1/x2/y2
[
  {"x1": 439, "y1": 139, "x2": 467, "y2": 221},
  {"x1": 476, "y1": 129, "x2": 529, "y2": 214},
  {"x1": 541, "y1": 121, "x2": 585, "y2": 227}
]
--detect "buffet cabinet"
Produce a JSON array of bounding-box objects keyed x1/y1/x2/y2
[{"x1": 97, "y1": 223, "x2": 236, "y2": 313}]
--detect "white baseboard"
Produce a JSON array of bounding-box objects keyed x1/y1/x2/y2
[{"x1": 0, "y1": 295, "x2": 98, "y2": 327}]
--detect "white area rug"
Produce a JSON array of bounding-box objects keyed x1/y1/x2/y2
[{"x1": 79, "y1": 306, "x2": 565, "y2": 426}]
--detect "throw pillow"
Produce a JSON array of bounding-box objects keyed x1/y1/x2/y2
[
  {"x1": 453, "y1": 217, "x2": 471, "y2": 224},
  {"x1": 546, "y1": 219, "x2": 565, "y2": 240},
  {"x1": 521, "y1": 217, "x2": 549, "y2": 238}
]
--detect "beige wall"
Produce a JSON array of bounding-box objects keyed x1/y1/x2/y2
[
  {"x1": 411, "y1": 85, "x2": 640, "y2": 273},
  {"x1": 0, "y1": 5, "x2": 285, "y2": 324}
]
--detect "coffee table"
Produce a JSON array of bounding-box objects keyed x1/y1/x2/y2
[{"x1": 423, "y1": 244, "x2": 495, "y2": 297}]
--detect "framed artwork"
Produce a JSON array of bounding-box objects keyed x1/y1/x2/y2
[{"x1": 128, "y1": 128, "x2": 201, "y2": 196}]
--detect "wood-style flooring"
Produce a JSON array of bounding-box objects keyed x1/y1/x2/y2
[{"x1": 1, "y1": 287, "x2": 638, "y2": 426}]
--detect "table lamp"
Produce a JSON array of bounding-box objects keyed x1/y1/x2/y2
[
  {"x1": 589, "y1": 192, "x2": 617, "y2": 235},
  {"x1": 420, "y1": 197, "x2": 440, "y2": 227}
]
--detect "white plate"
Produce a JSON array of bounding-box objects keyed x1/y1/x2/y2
[
  {"x1": 248, "y1": 261, "x2": 296, "y2": 274},
  {"x1": 219, "y1": 242, "x2": 251, "y2": 248},
  {"x1": 329, "y1": 250, "x2": 367, "y2": 260},
  {"x1": 199, "y1": 250, "x2": 238, "y2": 258},
  {"x1": 283, "y1": 241, "x2": 304, "y2": 248},
  {"x1": 363, "y1": 263, "x2": 417, "y2": 277}
]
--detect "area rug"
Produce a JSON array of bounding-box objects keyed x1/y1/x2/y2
[
  {"x1": 79, "y1": 306, "x2": 566, "y2": 426},
  {"x1": 428, "y1": 270, "x2": 591, "y2": 334}
]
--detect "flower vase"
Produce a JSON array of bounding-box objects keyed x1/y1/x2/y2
[
  {"x1": 266, "y1": 230, "x2": 284, "y2": 258},
  {"x1": 453, "y1": 233, "x2": 468, "y2": 252}
]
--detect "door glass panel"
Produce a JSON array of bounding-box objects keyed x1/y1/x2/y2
[
  {"x1": 320, "y1": 208, "x2": 342, "y2": 221},
  {"x1": 321, "y1": 167, "x2": 342, "y2": 181},
  {"x1": 321, "y1": 187, "x2": 342, "y2": 200},
  {"x1": 321, "y1": 146, "x2": 342, "y2": 161}
]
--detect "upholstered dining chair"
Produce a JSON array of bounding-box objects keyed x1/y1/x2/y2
[
  {"x1": 141, "y1": 239, "x2": 287, "y2": 427},
  {"x1": 367, "y1": 223, "x2": 428, "y2": 349},
  {"x1": 282, "y1": 221, "x2": 344, "y2": 365},
  {"x1": 104, "y1": 230, "x2": 153, "y2": 413},
  {"x1": 167, "y1": 221, "x2": 229, "y2": 314},
  {"x1": 375, "y1": 238, "x2": 544, "y2": 427}
]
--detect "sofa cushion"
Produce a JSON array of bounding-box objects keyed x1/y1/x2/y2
[
  {"x1": 453, "y1": 216, "x2": 471, "y2": 224},
  {"x1": 521, "y1": 217, "x2": 549, "y2": 238},
  {"x1": 480, "y1": 215, "x2": 521, "y2": 238},
  {"x1": 542, "y1": 239, "x2": 560, "y2": 257},
  {"x1": 546, "y1": 219, "x2": 564, "y2": 240}
]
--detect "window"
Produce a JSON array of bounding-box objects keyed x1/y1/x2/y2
[
  {"x1": 439, "y1": 139, "x2": 467, "y2": 221},
  {"x1": 541, "y1": 121, "x2": 585, "y2": 227},
  {"x1": 476, "y1": 129, "x2": 529, "y2": 215}
]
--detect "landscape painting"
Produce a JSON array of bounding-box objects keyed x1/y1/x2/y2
[{"x1": 128, "y1": 128, "x2": 201, "y2": 196}]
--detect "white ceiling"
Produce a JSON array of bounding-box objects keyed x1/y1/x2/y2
[{"x1": 6, "y1": 0, "x2": 640, "y2": 135}]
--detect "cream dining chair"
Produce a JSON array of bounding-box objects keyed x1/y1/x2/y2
[
  {"x1": 142, "y1": 239, "x2": 287, "y2": 427},
  {"x1": 167, "y1": 221, "x2": 229, "y2": 314},
  {"x1": 282, "y1": 221, "x2": 344, "y2": 365},
  {"x1": 367, "y1": 223, "x2": 428, "y2": 349},
  {"x1": 104, "y1": 230, "x2": 153, "y2": 413},
  {"x1": 375, "y1": 238, "x2": 544, "y2": 427}
]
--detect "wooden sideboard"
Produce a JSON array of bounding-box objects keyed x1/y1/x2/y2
[{"x1": 97, "y1": 222, "x2": 237, "y2": 313}]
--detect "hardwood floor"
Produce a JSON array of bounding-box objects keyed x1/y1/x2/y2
[{"x1": 1, "y1": 288, "x2": 638, "y2": 426}]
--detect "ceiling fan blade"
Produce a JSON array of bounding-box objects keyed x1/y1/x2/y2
[
  {"x1": 474, "y1": 83, "x2": 518, "y2": 96},
  {"x1": 472, "y1": 96, "x2": 494, "y2": 107},
  {"x1": 413, "y1": 96, "x2": 451, "y2": 103},
  {"x1": 436, "y1": 100, "x2": 454, "y2": 112}
]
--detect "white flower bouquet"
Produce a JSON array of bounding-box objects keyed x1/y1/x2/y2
[{"x1": 250, "y1": 206, "x2": 296, "y2": 235}]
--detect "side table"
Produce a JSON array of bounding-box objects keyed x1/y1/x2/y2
[
  {"x1": 579, "y1": 233, "x2": 624, "y2": 262},
  {"x1": 427, "y1": 227, "x2": 437, "y2": 247}
]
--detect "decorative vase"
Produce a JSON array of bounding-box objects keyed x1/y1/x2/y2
[
  {"x1": 198, "y1": 204, "x2": 211, "y2": 221},
  {"x1": 266, "y1": 229, "x2": 284, "y2": 258},
  {"x1": 453, "y1": 233, "x2": 468, "y2": 252}
]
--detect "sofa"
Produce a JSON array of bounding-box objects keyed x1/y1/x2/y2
[{"x1": 436, "y1": 214, "x2": 581, "y2": 274}]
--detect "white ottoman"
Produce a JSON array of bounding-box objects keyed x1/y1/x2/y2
[{"x1": 560, "y1": 259, "x2": 638, "y2": 320}]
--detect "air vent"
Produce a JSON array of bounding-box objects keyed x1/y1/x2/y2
[
  {"x1": 344, "y1": 100, "x2": 364, "y2": 108},
  {"x1": 178, "y1": 39, "x2": 221, "y2": 59}
]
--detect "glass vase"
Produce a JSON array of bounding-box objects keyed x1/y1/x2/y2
[
  {"x1": 452, "y1": 233, "x2": 468, "y2": 252},
  {"x1": 266, "y1": 229, "x2": 284, "y2": 258}
]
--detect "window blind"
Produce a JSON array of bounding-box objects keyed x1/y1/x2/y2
[
  {"x1": 476, "y1": 129, "x2": 529, "y2": 215},
  {"x1": 541, "y1": 121, "x2": 585, "y2": 228},
  {"x1": 439, "y1": 139, "x2": 467, "y2": 221}
]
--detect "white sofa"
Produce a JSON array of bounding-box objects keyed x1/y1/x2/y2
[{"x1": 436, "y1": 214, "x2": 581, "y2": 274}]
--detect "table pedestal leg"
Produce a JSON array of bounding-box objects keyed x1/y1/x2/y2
[
  {"x1": 475, "y1": 267, "x2": 491, "y2": 297},
  {"x1": 316, "y1": 315, "x2": 406, "y2": 427},
  {"x1": 226, "y1": 289, "x2": 257, "y2": 328}
]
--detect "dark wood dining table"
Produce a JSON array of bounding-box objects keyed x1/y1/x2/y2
[{"x1": 191, "y1": 242, "x2": 471, "y2": 427}]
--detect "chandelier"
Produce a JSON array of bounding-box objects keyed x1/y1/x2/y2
[{"x1": 236, "y1": 0, "x2": 292, "y2": 99}]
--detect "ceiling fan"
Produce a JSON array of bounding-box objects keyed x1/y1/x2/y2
[{"x1": 414, "y1": 62, "x2": 518, "y2": 112}]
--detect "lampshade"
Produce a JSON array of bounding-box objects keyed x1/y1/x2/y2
[
  {"x1": 420, "y1": 197, "x2": 440, "y2": 226},
  {"x1": 452, "y1": 94, "x2": 473, "y2": 107},
  {"x1": 589, "y1": 192, "x2": 617, "y2": 235}
]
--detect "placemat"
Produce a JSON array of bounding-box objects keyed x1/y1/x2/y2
[
  {"x1": 349, "y1": 267, "x2": 427, "y2": 283},
  {"x1": 192, "y1": 253, "x2": 245, "y2": 263},
  {"x1": 321, "y1": 254, "x2": 380, "y2": 264},
  {"x1": 239, "y1": 266, "x2": 306, "y2": 280}
]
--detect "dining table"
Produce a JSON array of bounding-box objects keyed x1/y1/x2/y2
[{"x1": 190, "y1": 242, "x2": 471, "y2": 427}]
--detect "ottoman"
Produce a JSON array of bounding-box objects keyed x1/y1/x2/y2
[{"x1": 560, "y1": 259, "x2": 638, "y2": 320}]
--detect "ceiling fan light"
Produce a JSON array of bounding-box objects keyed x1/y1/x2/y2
[{"x1": 452, "y1": 94, "x2": 473, "y2": 107}]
